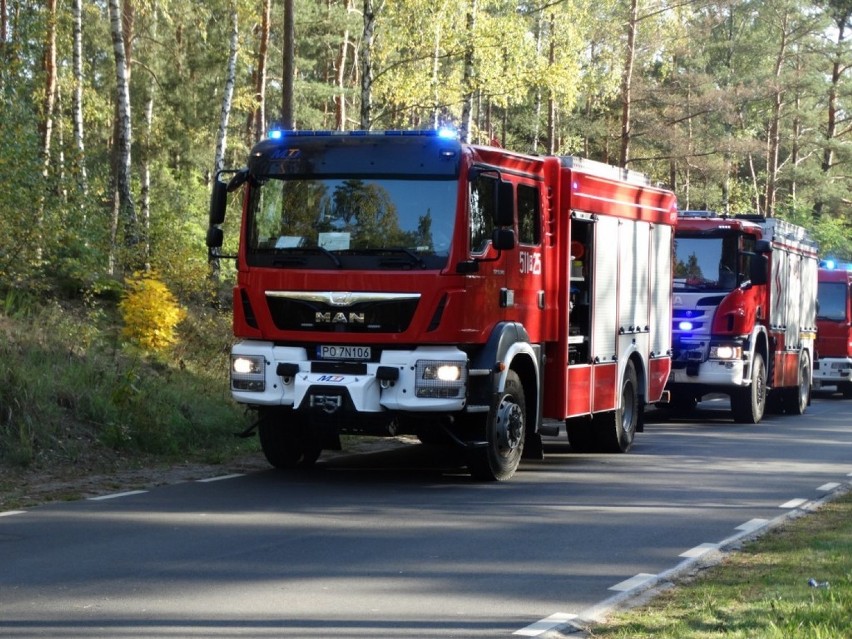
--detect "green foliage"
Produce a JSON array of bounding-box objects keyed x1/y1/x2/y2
[
  {"x1": 119, "y1": 271, "x2": 188, "y2": 351},
  {"x1": 0, "y1": 299, "x2": 252, "y2": 469}
]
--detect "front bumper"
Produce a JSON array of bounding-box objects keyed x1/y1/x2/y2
[{"x1": 230, "y1": 341, "x2": 470, "y2": 414}]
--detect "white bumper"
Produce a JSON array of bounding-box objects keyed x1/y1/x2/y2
[
  {"x1": 230, "y1": 341, "x2": 469, "y2": 413},
  {"x1": 813, "y1": 357, "x2": 852, "y2": 386},
  {"x1": 668, "y1": 358, "x2": 748, "y2": 387}
]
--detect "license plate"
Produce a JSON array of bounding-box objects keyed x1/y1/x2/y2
[{"x1": 317, "y1": 344, "x2": 371, "y2": 360}]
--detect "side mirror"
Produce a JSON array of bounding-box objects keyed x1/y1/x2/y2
[
  {"x1": 209, "y1": 179, "x2": 228, "y2": 226},
  {"x1": 492, "y1": 228, "x2": 515, "y2": 251},
  {"x1": 754, "y1": 239, "x2": 771, "y2": 254},
  {"x1": 749, "y1": 254, "x2": 768, "y2": 286},
  {"x1": 495, "y1": 180, "x2": 514, "y2": 227},
  {"x1": 206, "y1": 226, "x2": 224, "y2": 249}
]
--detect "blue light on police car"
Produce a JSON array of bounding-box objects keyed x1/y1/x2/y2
[
  {"x1": 437, "y1": 127, "x2": 458, "y2": 139},
  {"x1": 269, "y1": 128, "x2": 283, "y2": 140},
  {"x1": 678, "y1": 320, "x2": 694, "y2": 331}
]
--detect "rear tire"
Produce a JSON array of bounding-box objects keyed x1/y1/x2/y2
[
  {"x1": 783, "y1": 351, "x2": 811, "y2": 416},
  {"x1": 594, "y1": 361, "x2": 639, "y2": 453},
  {"x1": 468, "y1": 370, "x2": 526, "y2": 481},
  {"x1": 731, "y1": 352, "x2": 766, "y2": 424}
]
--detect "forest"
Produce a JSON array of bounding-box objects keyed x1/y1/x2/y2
[{"x1": 1, "y1": 0, "x2": 851, "y2": 300}]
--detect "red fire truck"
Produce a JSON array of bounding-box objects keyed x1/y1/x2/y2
[
  {"x1": 667, "y1": 212, "x2": 819, "y2": 423},
  {"x1": 814, "y1": 262, "x2": 852, "y2": 397},
  {"x1": 207, "y1": 129, "x2": 678, "y2": 480}
]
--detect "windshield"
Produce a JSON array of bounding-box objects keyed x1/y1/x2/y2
[
  {"x1": 673, "y1": 234, "x2": 750, "y2": 291},
  {"x1": 817, "y1": 281, "x2": 848, "y2": 321},
  {"x1": 245, "y1": 177, "x2": 457, "y2": 269}
]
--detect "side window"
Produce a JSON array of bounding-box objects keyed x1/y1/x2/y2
[
  {"x1": 469, "y1": 174, "x2": 497, "y2": 254},
  {"x1": 517, "y1": 184, "x2": 540, "y2": 245}
]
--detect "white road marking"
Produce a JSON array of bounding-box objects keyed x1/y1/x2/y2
[
  {"x1": 736, "y1": 518, "x2": 769, "y2": 533},
  {"x1": 514, "y1": 612, "x2": 577, "y2": 637},
  {"x1": 609, "y1": 573, "x2": 656, "y2": 592},
  {"x1": 87, "y1": 490, "x2": 148, "y2": 501},
  {"x1": 197, "y1": 473, "x2": 245, "y2": 483},
  {"x1": 816, "y1": 482, "x2": 841, "y2": 492},
  {"x1": 679, "y1": 543, "x2": 718, "y2": 558},
  {"x1": 779, "y1": 498, "x2": 808, "y2": 509},
  {"x1": 0, "y1": 510, "x2": 26, "y2": 517}
]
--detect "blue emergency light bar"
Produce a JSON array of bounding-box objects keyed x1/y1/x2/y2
[
  {"x1": 266, "y1": 127, "x2": 459, "y2": 140},
  {"x1": 820, "y1": 259, "x2": 852, "y2": 270}
]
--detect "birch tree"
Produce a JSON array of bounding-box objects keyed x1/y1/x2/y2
[
  {"x1": 72, "y1": 0, "x2": 87, "y2": 197},
  {"x1": 108, "y1": 0, "x2": 138, "y2": 273}
]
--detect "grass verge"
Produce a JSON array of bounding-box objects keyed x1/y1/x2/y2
[
  {"x1": 0, "y1": 295, "x2": 257, "y2": 509},
  {"x1": 586, "y1": 490, "x2": 852, "y2": 639}
]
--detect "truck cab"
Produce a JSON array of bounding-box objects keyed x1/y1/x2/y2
[{"x1": 814, "y1": 262, "x2": 852, "y2": 397}]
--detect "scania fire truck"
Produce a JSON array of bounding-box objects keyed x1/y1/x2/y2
[
  {"x1": 207, "y1": 129, "x2": 678, "y2": 480},
  {"x1": 814, "y1": 262, "x2": 852, "y2": 397},
  {"x1": 667, "y1": 211, "x2": 818, "y2": 423}
]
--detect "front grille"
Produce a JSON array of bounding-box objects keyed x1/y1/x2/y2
[{"x1": 267, "y1": 294, "x2": 419, "y2": 333}]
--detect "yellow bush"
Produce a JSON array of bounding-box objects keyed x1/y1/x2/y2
[{"x1": 119, "y1": 271, "x2": 187, "y2": 351}]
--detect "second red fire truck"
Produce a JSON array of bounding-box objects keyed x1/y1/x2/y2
[
  {"x1": 814, "y1": 262, "x2": 852, "y2": 397},
  {"x1": 667, "y1": 211, "x2": 819, "y2": 423},
  {"x1": 208, "y1": 129, "x2": 678, "y2": 480}
]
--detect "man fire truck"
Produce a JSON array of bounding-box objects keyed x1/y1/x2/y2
[
  {"x1": 207, "y1": 129, "x2": 677, "y2": 480},
  {"x1": 814, "y1": 262, "x2": 852, "y2": 397},
  {"x1": 667, "y1": 211, "x2": 819, "y2": 423}
]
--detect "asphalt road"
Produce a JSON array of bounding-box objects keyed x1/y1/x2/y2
[{"x1": 2, "y1": 391, "x2": 851, "y2": 639}]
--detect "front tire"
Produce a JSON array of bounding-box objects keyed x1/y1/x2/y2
[
  {"x1": 731, "y1": 352, "x2": 766, "y2": 424},
  {"x1": 258, "y1": 408, "x2": 321, "y2": 469},
  {"x1": 468, "y1": 370, "x2": 526, "y2": 481}
]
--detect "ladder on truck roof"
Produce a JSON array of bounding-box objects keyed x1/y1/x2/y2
[{"x1": 559, "y1": 156, "x2": 651, "y2": 187}]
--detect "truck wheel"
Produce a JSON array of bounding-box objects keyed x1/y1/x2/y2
[
  {"x1": 594, "y1": 361, "x2": 638, "y2": 453},
  {"x1": 731, "y1": 352, "x2": 766, "y2": 424},
  {"x1": 783, "y1": 351, "x2": 811, "y2": 416},
  {"x1": 566, "y1": 416, "x2": 595, "y2": 453},
  {"x1": 258, "y1": 408, "x2": 321, "y2": 468},
  {"x1": 468, "y1": 370, "x2": 526, "y2": 481},
  {"x1": 839, "y1": 381, "x2": 852, "y2": 399}
]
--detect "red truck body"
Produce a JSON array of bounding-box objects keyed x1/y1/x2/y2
[{"x1": 208, "y1": 130, "x2": 677, "y2": 479}]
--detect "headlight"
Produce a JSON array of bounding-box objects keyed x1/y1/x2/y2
[
  {"x1": 415, "y1": 360, "x2": 467, "y2": 398},
  {"x1": 709, "y1": 345, "x2": 742, "y2": 360},
  {"x1": 231, "y1": 355, "x2": 265, "y2": 391}
]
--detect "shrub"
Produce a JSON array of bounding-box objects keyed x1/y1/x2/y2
[{"x1": 119, "y1": 271, "x2": 187, "y2": 351}]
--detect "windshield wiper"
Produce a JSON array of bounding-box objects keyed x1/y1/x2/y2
[
  {"x1": 374, "y1": 248, "x2": 428, "y2": 269},
  {"x1": 274, "y1": 246, "x2": 342, "y2": 268}
]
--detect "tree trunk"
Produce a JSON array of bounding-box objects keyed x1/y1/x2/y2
[
  {"x1": 619, "y1": 0, "x2": 638, "y2": 168},
  {"x1": 252, "y1": 0, "x2": 270, "y2": 141},
  {"x1": 460, "y1": 0, "x2": 477, "y2": 143},
  {"x1": 282, "y1": 0, "x2": 295, "y2": 129},
  {"x1": 334, "y1": 0, "x2": 353, "y2": 130},
  {"x1": 214, "y1": 4, "x2": 239, "y2": 177},
  {"x1": 108, "y1": 0, "x2": 138, "y2": 273},
  {"x1": 764, "y1": 12, "x2": 789, "y2": 218},
  {"x1": 72, "y1": 0, "x2": 88, "y2": 197},
  {"x1": 210, "y1": 1, "x2": 239, "y2": 281},
  {"x1": 41, "y1": 0, "x2": 57, "y2": 175},
  {"x1": 359, "y1": 0, "x2": 376, "y2": 130}
]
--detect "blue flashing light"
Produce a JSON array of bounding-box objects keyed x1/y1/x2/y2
[
  {"x1": 437, "y1": 126, "x2": 458, "y2": 140},
  {"x1": 678, "y1": 320, "x2": 694, "y2": 331},
  {"x1": 268, "y1": 129, "x2": 283, "y2": 140},
  {"x1": 824, "y1": 259, "x2": 837, "y2": 270}
]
